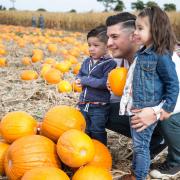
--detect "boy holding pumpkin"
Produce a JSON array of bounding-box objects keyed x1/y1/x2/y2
[{"x1": 76, "y1": 25, "x2": 117, "y2": 145}]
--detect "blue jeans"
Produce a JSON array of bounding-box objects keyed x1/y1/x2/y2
[
  {"x1": 79, "y1": 103, "x2": 110, "y2": 145},
  {"x1": 130, "y1": 117, "x2": 157, "y2": 180}
]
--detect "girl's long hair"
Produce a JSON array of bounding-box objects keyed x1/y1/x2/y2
[{"x1": 138, "y1": 6, "x2": 176, "y2": 54}]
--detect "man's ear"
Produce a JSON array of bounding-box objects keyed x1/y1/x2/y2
[{"x1": 129, "y1": 32, "x2": 136, "y2": 42}]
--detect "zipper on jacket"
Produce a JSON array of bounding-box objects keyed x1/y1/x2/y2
[{"x1": 83, "y1": 58, "x2": 112, "y2": 101}]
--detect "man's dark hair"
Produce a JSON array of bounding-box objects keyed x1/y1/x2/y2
[
  {"x1": 87, "y1": 25, "x2": 108, "y2": 43},
  {"x1": 106, "y1": 12, "x2": 136, "y2": 29}
]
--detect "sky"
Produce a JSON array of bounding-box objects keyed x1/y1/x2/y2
[{"x1": 0, "y1": 0, "x2": 180, "y2": 12}]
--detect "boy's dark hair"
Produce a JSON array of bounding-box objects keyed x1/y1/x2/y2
[
  {"x1": 106, "y1": 12, "x2": 136, "y2": 29},
  {"x1": 138, "y1": 6, "x2": 176, "y2": 54},
  {"x1": 87, "y1": 25, "x2": 108, "y2": 43}
]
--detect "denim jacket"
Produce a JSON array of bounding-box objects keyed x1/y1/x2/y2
[
  {"x1": 132, "y1": 46, "x2": 179, "y2": 112},
  {"x1": 77, "y1": 55, "x2": 117, "y2": 103}
]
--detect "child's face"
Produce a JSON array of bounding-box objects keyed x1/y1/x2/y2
[
  {"x1": 134, "y1": 16, "x2": 152, "y2": 47},
  {"x1": 87, "y1": 37, "x2": 107, "y2": 60}
]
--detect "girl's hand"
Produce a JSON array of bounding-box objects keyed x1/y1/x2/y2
[{"x1": 160, "y1": 109, "x2": 171, "y2": 121}]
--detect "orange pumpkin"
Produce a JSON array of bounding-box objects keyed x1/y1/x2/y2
[
  {"x1": 72, "y1": 82, "x2": 82, "y2": 93},
  {"x1": 4, "y1": 135, "x2": 61, "y2": 180},
  {"x1": 57, "y1": 129, "x2": 95, "y2": 168},
  {"x1": 72, "y1": 63, "x2": 81, "y2": 75},
  {"x1": 41, "y1": 105, "x2": 86, "y2": 142},
  {"x1": 0, "y1": 142, "x2": 9, "y2": 175},
  {"x1": 32, "y1": 53, "x2": 43, "y2": 63},
  {"x1": 21, "y1": 167, "x2": 69, "y2": 180},
  {"x1": 0, "y1": 58, "x2": 7, "y2": 67},
  {"x1": 48, "y1": 44, "x2": 58, "y2": 53},
  {"x1": 20, "y1": 70, "x2": 38, "y2": 80},
  {"x1": 54, "y1": 61, "x2": 70, "y2": 73},
  {"x1": 108, "y1": 67, "x2": 128, "y2": 96},
  {"x1": 43, "y1": 68, "x2": 61, "y2": 84},
  {"x1": 22, "y1": 57, "x2": 31, "y2": 66},
  {"x1": 87, "y1": 139, "x2": 112, "y2": 170},
  {"x1": 40, "y1": 64, "x2": 52, "y2": 77},
  {"x1": 72, "y1": 165, "x2": 112, "y2": 180},
  {"x1": 57, "y1": 80, "x2": 72, "y2": 93},
  {"x1": 0, "y1": 111, "x2": 37, "y2": 143},
  {"x1": 44, "y1": 58, "x2": 56, "y2": 65}
]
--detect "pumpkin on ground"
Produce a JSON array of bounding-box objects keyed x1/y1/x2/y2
[
  {"x1": 43, "y1": 68, "x2": 61, "y2": 84},
  {"x1": 20, "y1": 70, "x2": 38, "y2": 80},
  {"x1": 0, "y1": 111, "x2": 37, "y2": 143},
  {"x1": 4, "y1": 135, "x2": 61, "y2": 180},
  {"x1": 0, "y1": 58, "x2": 7, "y2": 67},
  {"x1": 21, "y1": 167, "x2": 69, "y2": 180},
  {"x1": 87, "y1": 139, "x2": 112, "y2": 170},
  {"x1": 108, "y1": 67, "x2": 128, "y2": 96},
  {"x1": 57, "y1": 129, "x2": 95, "y2": 168},
  {"x1": 57, "y1": 80, "x2": 72, "y2": 93},
  {"x1": 72, "y1": 165, "x2": 112, "y2": 180},
  {"x1": 0, "y1": 142, "x2": 9, "y2": 175},
  {"x1": 41, "y1": 105, "x2": 86, "y2": 142}
]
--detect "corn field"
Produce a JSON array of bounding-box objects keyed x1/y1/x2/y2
[{"x1": 0, "y1": 11, "x2": 180, "y2": 40}]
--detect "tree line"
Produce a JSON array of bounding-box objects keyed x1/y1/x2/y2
[{"x1": 97, "y1": 0, "x2": 177, "y2": 12}]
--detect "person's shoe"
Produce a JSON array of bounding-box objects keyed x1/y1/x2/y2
[
  {"x1": 120, "y1": 174, "x2": 136, "y2": 180},
  {"x1": 150, "y1": 161, "x2": 180, "y2": 178}
]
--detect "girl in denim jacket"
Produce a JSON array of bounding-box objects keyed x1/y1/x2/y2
[
  {"x1": 76, "y1": 25, "x2": 117, "y2": 145},
  {"x1": 119, "y1": 6, "x2": 179, "y2": 180}
]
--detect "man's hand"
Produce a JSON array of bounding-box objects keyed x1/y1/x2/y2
[
  {"x1": 75, "y1": 79, "x2": 81, "y2": 87},
  {"x1": 160, "y1": 109, "x2": 171, "y2": 121},
  {"x1": 131, "y1": 107, "x2": 157, "y2": 132}
]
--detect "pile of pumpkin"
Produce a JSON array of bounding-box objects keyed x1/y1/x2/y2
[{"x1": 0, "y1": 105, "x2": 113, "y2": 180}]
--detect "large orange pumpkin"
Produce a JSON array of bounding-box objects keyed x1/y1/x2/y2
[
  {"x1": 108, "y1": 67, "x2": 128, "y2": 96},
  {"x1": 57, "y1": 129, "x2": 95, "y2": 168},
  {"x1": 0, "y1": 111, "x2": 37, "y2": 143},
  {"x1": 43, "y1": 68, "x2": 61, "y2": 84},
  {"x1": 41, "y1": 105, "x2": 86, "y2": 142},
  {"x1": 4, "y1": 135, "x2": 61, "y2": 180},
  {"x1": 72, "y1": 165, "x2": 112, "y2": 180},
  {"x1": 87, "y1": 139, "x2": 112, "y2": 170},
  {"x1": 21, "y1": 167, "x2": 69, "y2": 180},
  {"x1": 0, "y1": 142, "x2": 9, "y2": 175}
]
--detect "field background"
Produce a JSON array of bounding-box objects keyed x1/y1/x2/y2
[{"x1": 0, "y1": 11, "x2": 180, "y2": 40}]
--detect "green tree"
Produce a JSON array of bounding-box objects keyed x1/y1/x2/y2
[
  {"x1": 131, "y1": 0, "x2": 145, "y2": 10},
  {"x1": 97, "y1": 0, "x2": 117, "y2": 11},
  {"x1": 164, "y1": 3, "x2": 176, "y2": 11},
  {"x1": 37, "y1": 8, "x2": 47, "y2": 12},
  {"x1": 146, "y1": 1, "x2": 158, "y2": 8},
  {"x1": 114, "y1": 0, "x2": 125, "y2": 11},
  {"x1": 69, "y1": 9, "x2": 76, "y2": 13}
]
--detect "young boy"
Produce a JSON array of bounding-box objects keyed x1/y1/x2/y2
[{"x1": 76, "y1": 25, "x2": 117, "y2": 145}]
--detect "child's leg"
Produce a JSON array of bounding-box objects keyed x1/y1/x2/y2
[
  {"x1": 78, "y1": 104, "x2": 91, "y2": 137},
  {"x1": 89, "y1": 104, "x2": 110, "y2": 145},
  {"x1": 130, "y1": 122, "x2": 157, "y2": 180}
]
